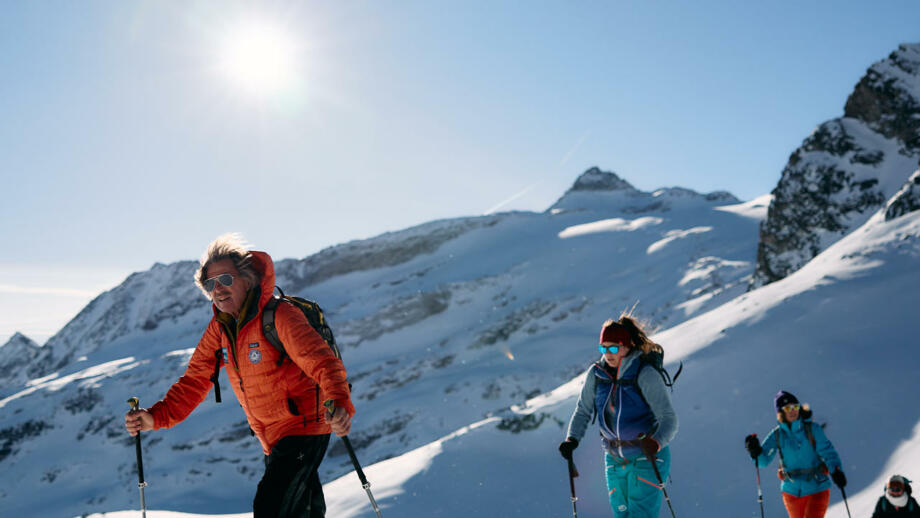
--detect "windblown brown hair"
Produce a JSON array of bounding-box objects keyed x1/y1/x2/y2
[
  {"x1": 194, "y1": 233, "x2": 261, "y2": 298},
  {"x1": 600, "y1": 315, "x2": 663, "y2": 355}
]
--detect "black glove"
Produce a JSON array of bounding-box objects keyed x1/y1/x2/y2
[
  {"x1": 745, "y1": 434, "x2": 762, "y2": 459},
  {"x1": 832, "y1": 468, "x2": 847, "y2": 488},
  {"x1": 638, "y1": 434, "x2": 660, "y2": 460},
  {"x1": 558, "y1": 438, "x2": 578, "y2": 460}
]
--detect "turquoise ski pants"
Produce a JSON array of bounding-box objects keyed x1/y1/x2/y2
[{"x1": 604, "y1": 445, "x2": 671, "y2": 518}]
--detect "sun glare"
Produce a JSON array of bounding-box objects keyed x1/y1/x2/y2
[{"x1": 218, "y1": 21, "x2": 300, "y2": 97}]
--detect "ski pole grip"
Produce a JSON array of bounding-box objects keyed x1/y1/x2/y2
[
  {"x1": 128, "y1": 397, "x2": 140, "y2": 412},
  {"x1": 325, "y1": 400, "x2": 371, "y2": 486}
]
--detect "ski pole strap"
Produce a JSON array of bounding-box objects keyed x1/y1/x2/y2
[
  {"x1": 567, "y1": 457, "x2": 579, "y2": 479},
  {"x1": 211, "y1": 350, "x2": 222, "y2": 403}
]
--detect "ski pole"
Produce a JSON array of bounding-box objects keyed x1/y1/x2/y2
[
  {"x1": 753, "y1": 458, "x2": 765, "y2": 518},
  {"x1": 639, "y1": 435, "x2": 676, "y2": 518},
  {"x1": 566, "y1": 457, "x2": 579, "y2": 518},
  {"x1": 646, "y1": 451, "x2": 676, "y2": 518},
  {"x1": 840, "y1": 486, "x2": 852, "y2": 518},
  {"x1": 127, "y1": 397, "x2": 148, "y2": 518},
  {"x1": 324, "y1": 400, "x2": 382, "y2": 518}
]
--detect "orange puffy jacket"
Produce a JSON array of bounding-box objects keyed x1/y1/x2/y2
[{"x1": 149, "y1": 251, "x2": 354, "y2": 455}]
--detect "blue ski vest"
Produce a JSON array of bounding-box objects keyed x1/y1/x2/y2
[{"x1": 593, "y1": 359, "x2": 655, "y2": 458}]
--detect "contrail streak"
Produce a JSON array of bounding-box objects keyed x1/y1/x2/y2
[
  {"x1": 483, "y1": 182, "x2": 541, "y2": 215},
  {"x1": 560, "y1": 130, "x2": 592, "y2": 166}
]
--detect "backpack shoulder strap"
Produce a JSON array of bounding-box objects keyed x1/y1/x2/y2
[
  {"x1": 261, "y1": 293, "x2": 288, "y2": 366},
  {"x1": 803, "y1": 421, "x2": 817, "y2": 450},
  {"x1": 774, "y1": 425, "x2": 787, "y2": 470},
  {"x1": 637, "y1": 351, "x2": 682, "y2": 390}
]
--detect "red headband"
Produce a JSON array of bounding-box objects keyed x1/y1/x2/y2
[{"x1": 600, "y1": 324, "x2": 632, "y2": 346}]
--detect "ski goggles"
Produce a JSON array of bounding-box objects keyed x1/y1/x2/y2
[
  {"x1": 887, "y1": 481, "x2": 906, "y2": 494},
  {"x1": 781, "y1": 403, "x2": 801, "y2": 413},
  {"x1": 203, "y1": 273, "x2": 235, "y2": 292},
  {"x1": 598, "y1": 344, "x2": 622, "y2": 354}
]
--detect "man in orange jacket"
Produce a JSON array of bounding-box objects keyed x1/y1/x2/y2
[{"x1": 125, "y1": 233, "x2": 354, "y2": 517}]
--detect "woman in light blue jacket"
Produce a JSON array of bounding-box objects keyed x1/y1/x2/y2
[
  {"x1": 558, "y1": 316, "x2": 678, "y2": 518},
  {"x1": 745, "y1": 391, "x2": 846, "y2": 518}
]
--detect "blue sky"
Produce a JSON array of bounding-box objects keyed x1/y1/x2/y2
[{"x1": 1, "y1": 1, "x2": 919, "y2": 345}]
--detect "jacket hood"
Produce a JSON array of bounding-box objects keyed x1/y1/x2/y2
[{"x1": 249, "y1": 250, "x2": 277, "y2": 309}]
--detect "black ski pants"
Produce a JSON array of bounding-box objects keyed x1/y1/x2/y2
[{"x1": 254, "y1": 433, "x2": 330, "y2": 518}]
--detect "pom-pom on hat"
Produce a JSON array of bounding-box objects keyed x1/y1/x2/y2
[
  {"x1": 774, "y1": 391, "x2": 799, "y2": 412},
  {"x1": 600, "y1": 323, "x2": 632, "y2": 346}
]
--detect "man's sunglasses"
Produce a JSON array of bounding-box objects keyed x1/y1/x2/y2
[
  {"x1": 598, "y1": 344, "x2": 622, "y2": 354},
  {"x1": 203, "y1": 273, "x2": 235, "y2": 292},
  {"x1": 782, "y1": 403, "x2": 801, "y2": 413}
]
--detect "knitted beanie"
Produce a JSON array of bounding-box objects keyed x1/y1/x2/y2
[{"x1": 774, "y1": 391, "x2": 799, "y2": 412}]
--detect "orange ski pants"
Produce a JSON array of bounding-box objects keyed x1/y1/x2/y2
[{"x1": 782, "y1": 489, "x2": 830, "y2": 518}]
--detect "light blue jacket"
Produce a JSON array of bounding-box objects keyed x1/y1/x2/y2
[
  {"x1": 566, "y1": 350, "x2": 679, "y2": 458},
  {"x1": 755, "y1": 416, "x2": 842, "y2": 497}
]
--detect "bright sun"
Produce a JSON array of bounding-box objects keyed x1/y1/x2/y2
[{"x1": 218, "y1": 21, "x2": 299, "y2": 96}]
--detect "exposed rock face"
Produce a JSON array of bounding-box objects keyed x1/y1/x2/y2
[
  {"x1": 0, "y1": 333, "x2": 41, "y2": 390},
  {"x1": 550, "y1": 167, "x2": 739, "y2": 213},
  {"x1": 845, "y1": 44, "x2": 920, "y2": 152},
  {"x1": 886, "y1": 169, "x2": 920, "y2": 221},
  {"x1": 752, "y1": 43, "x2": 920, "y2": 289},
  {"x1": 569, "y1": 167, "x2": 637, "y2": 192}
]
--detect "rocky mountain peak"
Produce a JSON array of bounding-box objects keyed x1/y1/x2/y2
[
  {"x1": 0, "y1": 332, "x2": 41, "y2": 391},
  {"x1": 1, "y1": 332, "x2": 39, "y2": 351},
  {"x1": 751, "y1": 42, "x2": 920, "y2": 289},
  {"x1": 844, "y1": 43, "x2": 920, "y2": 153},
  {"x1": 886, "y1": 169, "x2": 920, "y2": 221},
  {"x1": 569, "y1": 167, "x2": 636, "y2": 192}
]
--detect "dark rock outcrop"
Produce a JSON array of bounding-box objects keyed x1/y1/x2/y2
[{"x1": 752, "y1": 43, "x2": 920, "y2": 288}]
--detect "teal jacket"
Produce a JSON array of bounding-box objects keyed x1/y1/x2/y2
[{"x1": 755, "y1": 416, "x2": 842, "y2": 497}]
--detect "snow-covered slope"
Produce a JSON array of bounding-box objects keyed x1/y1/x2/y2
[
  {"x1": 319, "y1": 189, "x2": 920, "y2": 518},
  {"x1": 80, "y1": 178, "x2": 920, "y2": 518},
  {"x1": 0, "y1": 169, "x2": 762, "y2": 518},
  {"x1": 753, "y1": 43, "x2": 920, "y2": 288}
]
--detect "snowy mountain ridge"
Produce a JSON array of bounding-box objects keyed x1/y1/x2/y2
[
  {"x1": 3, "y1": 42, "x2": 919, "y2": 518},
  {"x1": 320, "y1": 185, "x2": 920, "y2": 518},
  {"x1": 0, "y1": 169, "x2": 762, "y2": 518}
]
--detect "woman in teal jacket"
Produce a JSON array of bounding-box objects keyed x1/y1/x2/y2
[
  {"x1": 559, "y1": 316, "x2": 678, "y2": 518},
  {"x1": 745, "y1": 391, "x2": 846, "y2": 518}
]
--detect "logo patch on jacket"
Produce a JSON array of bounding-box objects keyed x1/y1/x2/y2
[
  {"x1": 249, "y1": 349, "x2": 262, "y2": 364},
  {"x1": 220, "y1": 348, "x2": 228, "y2": 364},
  {"x1": 249, "y1": 342, "x2": 259, "y2": 348}
]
